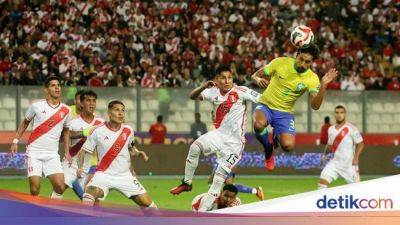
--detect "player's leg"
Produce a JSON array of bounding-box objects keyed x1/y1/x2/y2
[
  {"x1": 253, "y1": 105, "x2": 274, "y2": 169},
  {"x1": 60, "y1": 159, "x2": 84, "y2": 199},
  {"x1": 340, "y1": 166, "x2": 360, "y2": 184},
  {"x1": 199, "y1": 165, "x2": 229, "y2": 212},
  {"x1": 318, "y1": 162, "x2": 339, "y2": 189},
  {"x1": 234, "y1": 184, "x2": 264, "y2": 201},
  {"x1": 130, "y1": 193, "x2": 158, "y2": 215},
  {"x1": 170, "y1": 131, "x2": 218, "y2": 195},
  {"x1": 26, "y1": 156, "x2": 43, "y2": 196},
  {"x1": 82, "y1": 172, "x2": 108, "y2": 205},
  {"x1": 44, "y1": 156, "x2": 66, "y2": 199}
]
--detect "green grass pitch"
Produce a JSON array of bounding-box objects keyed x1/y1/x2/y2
[{"x1": 0, "y1": 176, "x2": 375, "y2": 210}]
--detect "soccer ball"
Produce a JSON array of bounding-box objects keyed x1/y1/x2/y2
[{"x1": 290, "y1": 25, "x2": 314, "y2": 48}]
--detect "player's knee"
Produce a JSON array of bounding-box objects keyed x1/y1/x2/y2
[
  {"x1": 188, "y1": 142, "x2": 201, "y2": 158},
  {"x1": 30, "y1": 185, "x2": 40, "y2": 196},
  {"x1": 53, "y1": 182, "x2": 66, "y2": 194},
  {"x1": 280, "y1": 140, "x2": 294, "y2": 152}
]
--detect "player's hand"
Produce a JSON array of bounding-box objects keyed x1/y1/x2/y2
[
  {"x1": 10, "y1": 143, "x2": 18, "y2": 157},
  {"x1": 138, "y1": 151, "x2": 149, "y2": 162},
  {"x1": 352, "y1": 158, "x2": 359, "y2": 166},
  {"x1": 64, "y1": 153, "x2": 73, "y2": 166},
  {"x1": 77, "y1": 168, "x2": 84, "y2": 178},
  {"x1": 255, "y1": 77, "x2": 269, "y2": 88},
  {"x1": 321, "y1": 68, "x2": 338, "y2": 86},
  {"x1": 202, "y1": 81, "x2": 216, "y2": 89}
]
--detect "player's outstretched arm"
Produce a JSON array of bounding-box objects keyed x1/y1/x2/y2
[
  {"x1": 251, "y1": 66, "x2": 269, "y2": 88},
  {"x1": 189, "y1": 81, "x2": 215, "y2": 100},
  {"x1": 76, "y1": 149, "x2": 92, "y2": 178},
  {"x1": 129, "y1": 145, "x2": 149, "y2": 162},
  {"x1": 9, "y1": 119, "x2": 31, "y2": 156},
  {"x1": 310, "y1": 68, "x2": 338, "y2": 110},
  {"x1": 321, "y1": 144, "x2": 331, "y2": 164}
]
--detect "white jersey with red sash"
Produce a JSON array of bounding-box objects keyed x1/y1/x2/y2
[
  {"x1": 25, "y1": 99, "x2": 71, "y2": 157},
  {"x1": 200, "y1": 85, "x2": 260, "y2": 143},
  {"x1": 327, "y1": 123, "x2": 363, "y2": 166},
  {"x1": 69, "y1": 116, "x2": 104, "y2": 158},
  {"x1": 82, "y1": 123, "x2": 134, "y2": 175}
]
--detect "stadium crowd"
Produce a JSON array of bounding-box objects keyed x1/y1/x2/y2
[{"x1": 0, "y1": 0, "x2": 399, "y2": 90}]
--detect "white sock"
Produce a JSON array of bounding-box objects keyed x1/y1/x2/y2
[
  {"x1": 82, "y1": 193, "x2": 95, "y2": 206},
  {"x1": 141, "y1": 202, "x2": 160, "y2": 216},
  {"x1": 318, "y1": 183, "x2": 328, "y2": 189},
  {"x1": 184, "y1": 143, "x2": 201, "y2": 185},
  {"x1": 199, "y1": 166, "x2": 227, "y2": 212},
  {"x1": 50, "y1": 191, "x2": 63, "y2": 200},
  {"x1": 251, "y1": 188, "x2": 257, "y2": 194}
]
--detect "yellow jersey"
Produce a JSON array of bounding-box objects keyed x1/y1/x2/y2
[{"x1": 259, "y1": 57, "x2": 320, "y2": 113}]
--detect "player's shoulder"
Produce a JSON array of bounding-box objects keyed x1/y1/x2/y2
[
  {"x1": 233, "y1": 85, "x2": 249, "y2": 92},
  {"x1": 122, "y1": 124, "x2": 135, "y2": 133},
  {"x1": 345, "y1": 123, "x2": 360, "y2": 132},
  {"x1": 328, "y1": 125, "x2": 335, "y2": 133},
  {"x1": 270, "y1": 56, "x2": 292, "y2": 65},
  {"x1": 31, "y1": 99, "x2": 47, "y2": 107}
]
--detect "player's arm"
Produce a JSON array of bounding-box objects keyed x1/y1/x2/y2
[
  {"x1": 353, "y1": 141, "x2": 364, "y2": 165},
  {"x1": 310, "y1": 68, "x2": 338, "y2": 110},
  {"x1": 62, "y1": 128, "x2": 72, "y2": 164},
  {"x1": 321, "y1": 144, "x2": 331, "y2": 164},
  {"x1": 251, "y1": 66, "x2": 270, "y2": 88},
  {"x1": 70, "y1": 126, "x2": 100, "y2": 139},
  {"x1": 10, "y1": 118, "x2": 31, "y2": 156},
  {"x1": 189, "y1": 81, "x2": 216, "y2": 100},
  {"x1": 129, "y1": 143, "x2": 149, "y2": 162},
  {"x1": 77, "y1": 130, "x2": 97, "y2": 177}
]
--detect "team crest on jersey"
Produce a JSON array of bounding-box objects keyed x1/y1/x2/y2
[
  {"x1": 296, "y1": 83, "x2": 306, "y2": 91},
  {"x1": 42, "y1": 110, "x2": 46, "y2": 114}
]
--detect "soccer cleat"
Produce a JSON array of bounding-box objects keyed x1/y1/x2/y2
[
  {"x1": 264, "y1": 155, "x2": 275, "y2": 171},
  {"x1": 170, "y1": 180, "x2": 192, "y2": 195},
  {"x1": 256, "y1": 186, "x2": 264, "y2": 201}
]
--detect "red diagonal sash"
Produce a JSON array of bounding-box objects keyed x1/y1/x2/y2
[
  {"x1": 331, "y1": 127, "x2": 349, "y2": 153},
  {"x1": 96, "y1": 127, "x2": 131, "y2": 172},
  {"x1": 214, "y1": 92, "x2": 239, "y2": 129},
  {"x1": 28, "y1": 106, "x2": 70, "y2": 145},
  {"x1": 69, "y1": 119, "x2": 103, "y2": 157}
]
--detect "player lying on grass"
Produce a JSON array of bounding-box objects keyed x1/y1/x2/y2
[
  {"x1": 208, "y1": 168, "x2": 264, "y2": 201},
  {"x1": 170, "y1": 66, "x2": 261, "y2": 212},
  {"x1": 191, "y1": 184, "x2": 241, "y2": 212},
  {"x1": 318, "y1": 105, "x2": 364, "y2": 189},
  {"x1": 77, "y1": 100, "x2": 156, "y2": 213},
  {"x1": 251, "y1": 44, "x2": 338, "y2": 171}
]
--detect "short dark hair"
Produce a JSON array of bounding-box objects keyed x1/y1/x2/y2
[
  {"x1": 75, "y1": 89, "x2": 86, "y2": 100},
  {"x1": 215, "y1": 66, "x2": 231, "y2": 77},
  {"x1": 108, "y1": 100, "x2": 125, "y2": 110},
  {"x1": 297, "y1": 43, "x2": 319, "y2": 59},
  {"x1": 335, "y1": 105, "x2": 346, "y2": 112},
  {"x1": 324, "y1": 116, "x2": 330, "y2": 123},
  {"x1": 223, "y1": 184, "x2": 238, "y2": 195},
  {"x1": 80, "y1": 90, "x2": 97, "y2": 102},
  {"x1": 157, "y1": 115, "x2": 163, "y2": 122},
  {"x1": 45, "y1": 76, "x2": 60, "y2": 87}
]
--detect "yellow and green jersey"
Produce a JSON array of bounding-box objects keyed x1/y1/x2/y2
[{"x1": 259, "y1": 57, "x2": 320, "y2": 113}]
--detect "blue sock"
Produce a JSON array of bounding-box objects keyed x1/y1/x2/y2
[
  {"x1": 72, "y1": 180, "x2": 84, "y2": 200},
  {"x1": 235, "y1": 184, "x2": 254, "y2": 194},
  {"x1": 255, "y1": 128, "x2": 273, "y2": 160}
]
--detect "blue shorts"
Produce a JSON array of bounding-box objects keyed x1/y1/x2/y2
[
  {"x1": 254, "y1": 103, "x2": 296, "y2": 136},
  {"x1": 88, "y1": 165, "x2": 97, "y2": 174}
]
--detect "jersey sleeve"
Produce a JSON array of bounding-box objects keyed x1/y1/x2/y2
[
  {"x1": 200, "y1": 87, "x2": 216, "y2": 102},
  {"x1": 25, "y1": 105, "x2": 36, "y2": 121},
  {"x1": 308, "y1": 74, "x2": 320, "y2": 94},
  {"x1": 351, "y1": 127, "x2": 363, "y2": 144},
  {"x1": 238, "y1": 86, "x2": 260, "y2": 103},
  {"x1": 82, "y1": 130, "x2": 97, "y2": 154},
  {"x1": 327, "y1": 126, "x2": 334, "y2": 145},
  {"x1": 262, "y1": 58, "x2": 280, "y2": 77}
]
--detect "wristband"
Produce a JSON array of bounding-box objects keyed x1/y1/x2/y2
[
  {"x1": 82, "y1": 128, "x2": 90, "y2": 137},
  {"x1": 12, "y1": 138, "x2": 19, "y2": 144}
]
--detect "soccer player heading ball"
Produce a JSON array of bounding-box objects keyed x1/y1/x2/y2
[{"x1": 251, "y1": 43, "x2": 338, "y2": 171}]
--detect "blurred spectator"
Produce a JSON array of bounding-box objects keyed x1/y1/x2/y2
[
  {"x1": 149, "y1": 115, "x2": 167, "y2": 144},
  {"x1": 387, "y1": 76, "x2": 400, "y2": 91},
  {"x1": 320, "y1": 116, "x2": 331, "y2": 145},
  {"x1": 190, "y1": 113, "x2": 207, "y2": 141},
  {"x1": 0, "y1": 0, "x2": 398, "y2": 90}
]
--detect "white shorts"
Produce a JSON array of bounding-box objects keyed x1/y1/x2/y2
[
  {"x1": 62, "y1": 159, "x2": 87, "y2": 188},
  {"x1": 87, "y1": 172, "x2": 147, "y2": 200},
  {"x1": 195, "y1": 130, "x2": 244, "y2": 173},
  {"x1": 320, "y1": 160, "x2": 360, "y2": 184},
  {"x1": 27, "y1": 154, "x2": 63, "y2": 177}
]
